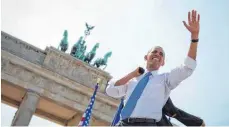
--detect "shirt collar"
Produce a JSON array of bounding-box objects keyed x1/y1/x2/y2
[
  {"x1": 135, "y1": 68, "x2": 159, "y2": 80},
  {"x1": 145, "y1": 69, "x2": 158, "y2": 76}
]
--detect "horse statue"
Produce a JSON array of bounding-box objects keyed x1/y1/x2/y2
[
  {"x1": 84, "y1": 43, "x2": 100, "y2": 63},
  {"x1": 75, "y1": 40, "x2": 87, "y2": 60},
  {"x1": 93, "y1": 51, "x2": 112, "y2": 69},
  {"x1": 70, "y1": 36, "x2": 83, "y2": 56},
  {"x1": 58, "y1": 30, "x2": 68, "y2": 52},
  {"x1": 78, "y1": 44, "x2": 87, "y2": 60}
]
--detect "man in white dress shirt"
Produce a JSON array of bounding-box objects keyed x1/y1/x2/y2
[{"x1": 106, "y1": 10, "x2": 200, "y2": 126}]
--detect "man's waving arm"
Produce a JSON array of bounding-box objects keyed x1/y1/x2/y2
[
  {"x1": 166, "y1": 10, "x2": 200, "y2": 90},
  {"x1": 183, "y1": 10, "x2": 200, "y2": 60}
]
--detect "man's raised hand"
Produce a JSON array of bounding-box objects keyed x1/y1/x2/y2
[{"x1": 183, "y1": 10, "x2": 200, "y2": 39}]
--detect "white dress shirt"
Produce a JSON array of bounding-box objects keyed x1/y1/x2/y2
[{"x1": 106, "y1": 57, "x2": 197, "y2": 121}]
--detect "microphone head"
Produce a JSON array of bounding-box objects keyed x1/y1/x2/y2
[{"x1": 138, "y1": 67, "x2": 145, "y2": 75}]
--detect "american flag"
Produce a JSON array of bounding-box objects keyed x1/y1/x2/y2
[{"x1": 78, "y1": 83, "x2": 99, "y2": 126}]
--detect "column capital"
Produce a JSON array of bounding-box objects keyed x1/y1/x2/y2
[{"x1": 26, "y1": 89, "x2": 40, "y2": 98}]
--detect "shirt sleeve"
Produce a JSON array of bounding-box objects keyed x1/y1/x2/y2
[
  {"x1": 106, "y1": 78, "x2": 128, "y2": 98},
  {"x1": 165, "y1": 56, "x2": 197, "y2": 90}
]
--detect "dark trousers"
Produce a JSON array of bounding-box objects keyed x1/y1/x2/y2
[{"x1": 157, "y1": 97, "x2": 204, "y2": 126}]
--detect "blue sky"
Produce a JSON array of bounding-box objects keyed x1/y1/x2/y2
[{"x1": 1, "y1": 0, "x2": 229, "y2": 126}]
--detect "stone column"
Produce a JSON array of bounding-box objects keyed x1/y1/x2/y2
[{"x1": 11, "y1": 90, "x2": 40, "y2": 126}]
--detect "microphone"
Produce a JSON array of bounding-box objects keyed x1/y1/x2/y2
[{"x1": 138, "y1": 67, "x2": 145, "y2": 75}]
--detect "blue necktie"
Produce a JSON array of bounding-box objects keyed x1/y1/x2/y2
[{"x1": 120, "y1": 72, "x2": 152, "y2": 120}]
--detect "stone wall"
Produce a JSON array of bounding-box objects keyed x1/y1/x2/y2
[
  {"x1": 43, "y1": 47, "x2": 111, "y2": 93},
  {"x1": 1, "y1": 31, "x2": 46, "y2": 65}
]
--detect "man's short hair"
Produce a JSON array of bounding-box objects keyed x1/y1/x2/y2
[{"x1": 147, "y1": 46, "x2": 165, "y2": 57}]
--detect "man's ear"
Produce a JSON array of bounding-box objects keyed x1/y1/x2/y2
[
  {"x1": 144, "y1": 55, "x2": 147, "y2": 61},
  {"x1": 161, "y1": 59, "x2": 165, "y2": 66}
]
